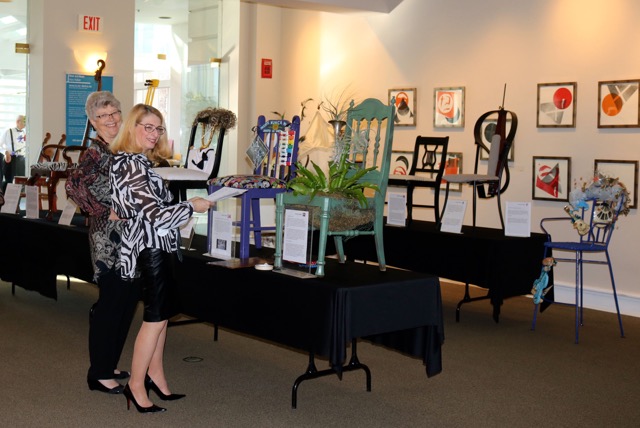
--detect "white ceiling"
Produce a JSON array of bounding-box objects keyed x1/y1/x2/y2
[{"x1": 134, "y1": 0, "x2": 404, "y2": 25}]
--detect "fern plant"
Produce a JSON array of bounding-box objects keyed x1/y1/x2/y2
[{"x1": 287, "y1": 131, "x2": 378, "y2": 208}]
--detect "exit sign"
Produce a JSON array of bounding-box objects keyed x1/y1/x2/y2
[{"x1": 79, "y1": 15, "x2": 103, "y2": 33}]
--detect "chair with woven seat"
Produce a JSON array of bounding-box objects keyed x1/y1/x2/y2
[
  {"x1": 273, "y1": 97, "x2": 396, "y2": 277},
  {"x1": 531, "y1": 187, "x2": 628, "y2": 344},
  {"x1": 441, "y1": 108, "x2": 517, "y2": 229},
  {"x1": 207, "y1": 115, "x2": 301, "y2": 259},
  {"x1": 153, "y1": 108, "x2": 237, "y2": 203},
  {"x1": 388, "y1": 135, "x2": 449, "y2": 224}
]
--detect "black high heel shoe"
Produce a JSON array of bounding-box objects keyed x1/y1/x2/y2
[
  {"x1": 114, "y1": 370, "x2": 130, "y2": 380},
  {"x1": 87, "y1": 377, "x2": 124, "y2": 394},
  {"x1": 144, "y1": 375, "x2": 186, "y2": 401},
  {"x1": 123, "y1": 384, "x2": 166, "y2": 413}
]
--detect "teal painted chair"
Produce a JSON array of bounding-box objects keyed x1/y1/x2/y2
[{"x1": 274, "y1": 97, "x2": 396, "y2": 277}]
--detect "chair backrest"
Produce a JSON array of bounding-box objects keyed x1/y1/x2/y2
[
  {"x1": 184, "y1": 108, "x2": 237, "y2": 180},
  {"x1": 343, "y1": 98, "x2": 395, "y2": 200},
  {"x1": 39, "y1": 134, "x2": 66, "y2": 162},
  {"x1": 409, "y1": 135, "x2": 449, "y2": 179},
  {"x1": 578, "y1": 196, "x2": 626, "y2": 246},
  {"x1": 253, "y1": 115, "x2": 301, "y2": 180},
  {"x1": 473, "y1": 108, "x2": 518, "y2": 196}
]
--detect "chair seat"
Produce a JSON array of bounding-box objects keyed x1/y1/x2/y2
[
  {"x1": 443, "y1": 173, "x2": 498, "y2": 183},
  {"x1": 544, "y1": 241, "x2": 607, "y2": 252},
  {"x1": 388, "y1": 174, "x2": 438, "y2": 184},
  {"x1": 209, "y1": 174, "x2": 287, "y2": 189},
  {"x1": 154, "y1": 167, "x2": 210, "y2": 181}
]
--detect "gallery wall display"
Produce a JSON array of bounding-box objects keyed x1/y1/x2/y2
[
  {"x1": 537, "y1": 82, "x2": 577, "y2": 128},
  {"x1": 389, "y1": 88, "x2": 416, "y2": 126},
  {"x1": 434, "y1": 86, "x2": 465, "y2": 128},
  {"x1": 532, "y1": 156, "x2": 571, "y2": 202},
  {"x1": 597, "y1": 79, "x2": 640, "y2": 128},
  {"x1": 390, "y1": 150, "x2": 413, "y2": 175},
  {"x1": 441, "y1": 152, "x2": 463, "y2": 191},
  {"x1": 594, "y1": 159, "x2": 639, "y2": 209}
]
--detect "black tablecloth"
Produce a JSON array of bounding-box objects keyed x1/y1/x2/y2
[
  {"x1": 342, "y1": 220, "x2": 550, "y2": 311},
  {"x1": 0, "y1": 213, "x2": 444, "y2": 377}
]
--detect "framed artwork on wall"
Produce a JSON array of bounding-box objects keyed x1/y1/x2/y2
[
  {"x1": 597, "y1": 79, "x2": 640, "y2": 128},
  {"x1": 389, "y1": 88, "x2": 416, "y2": 126},
  {"x1": 594, "y1": 159, "x2": 638, "y2": 209},
  {"x1": 440, "y1": 152, "x2": 463, "y2": 191},
  {"x1": 390, "y1": 150, "x2": 414, "y2": 176},
  {"x1": 479, "y1": 115, "x2": 515, "y2": 161},
  {"x1": 532, "y1": 156, "x2": 571, "y2": 202},
  {"x1": 434, "y1": 86, "x2": 465, "y2": 128},
  {"x1": 537, "y1": 82, "x2": 577, "y2": 128}
]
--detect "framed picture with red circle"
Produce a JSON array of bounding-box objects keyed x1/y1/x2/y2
[{"x1": 537, "y1": 82, "x2": 577, "y2": 128}]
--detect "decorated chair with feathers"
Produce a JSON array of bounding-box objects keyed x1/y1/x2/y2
[
  {"x1": 154, "y1": 108, "x2": 237, "y2": 203},
  {"x1": 273, "y1": 97, "x2": 396, "y2": 277},
  {"x1": 531, "y1": 174, "x2": 630, "y2": 343},
  {"x1": 207, "y1": 115, "x2": 301, "y2": 259}
]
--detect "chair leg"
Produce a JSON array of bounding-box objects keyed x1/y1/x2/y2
[
  {"x1": 374, "y1": 214, "x2": 386, "y2": 271},
  {"x1": 251, "y1": 198, "x2": 262, "y2": 249},
  {"x1": 434, "y1": 186, "x2": 441, "y2": 224},
  {"x1": 406, "y1": 184, "x2": 414, "y2": 225},
  {"x1": 440, "y1": 183, "x2": 450, "y2": 229},
  {"x1": 471, "y1": 183, "x2": 478, "y2": 228},
  {"x1": 239, "y1": 194, "x2": 251, "y2": 259},
  {"x1": 605, "y1": 251, "x2": 625, "y2": 338},
  {"x1": 497, "y1": 189, "x2": 505, "y2": 230},
  {"x1": 274, "y1": 196, "x2": 284, "y2": 269},
  {"x1": 574, "y1": 251, "x2": 581, "y2": 344},
  {"x1": 314, "y1": 205, "x2": 331, "y2": 277}
]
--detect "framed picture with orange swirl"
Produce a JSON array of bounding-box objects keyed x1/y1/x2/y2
[
  {"x1": 434, "y1": 86, "x2": 465, "y2": 128},
  {"x1": 389, "y1": 88, "x2": 417, "y2": 126},
  {"x1": 537, "y1": 82, "x2": 577, "y2": 128},
  {"x1": 598, "y1": 79, "x2": 640, "y2": 128}
]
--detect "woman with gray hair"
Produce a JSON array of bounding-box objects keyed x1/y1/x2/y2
[{"x1": 66, "y1": 91, "x2": 141, "y2": 395}]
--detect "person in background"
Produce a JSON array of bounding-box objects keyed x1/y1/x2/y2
[
  {"x1": 66, "y1": 91, "x2": 140, "y2": 395},
  {"x1": 0, "y1": 114, "x2": 26, "y2": 192},
  {"x1": 109, "y1": 104, "x2": 213, "y2": 413}
]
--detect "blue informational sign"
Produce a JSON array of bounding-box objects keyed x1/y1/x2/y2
[{"x1": 65, "y1": 74, "x2": 113, "y2": 146}]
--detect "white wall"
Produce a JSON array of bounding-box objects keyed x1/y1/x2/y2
[
  {"x1": 242, "y1": 0, "x2": 640, "y2": 315},
  {"x1": 28, "y1": 0, "x2": 135, "y2": 162}
]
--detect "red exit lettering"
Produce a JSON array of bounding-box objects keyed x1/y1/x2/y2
[{"x1": 80, "y1": 15, "x2": 102, "y2": 32}]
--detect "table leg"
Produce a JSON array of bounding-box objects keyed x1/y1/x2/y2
[
  {"x1": 291, "y1": 340, "x2": 371, "y2": 409},
  {"x1": 456, "y1": 282, "x2": 500, "y2": 323}
]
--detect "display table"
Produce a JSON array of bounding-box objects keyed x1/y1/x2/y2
[
  {"x1": 341, "y1": 220, "x2": 550, "y2": 321},
  {"x1": 0, "y1": 212, "x2": 444, "y2": 408}
]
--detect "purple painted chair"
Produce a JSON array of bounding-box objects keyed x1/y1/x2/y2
[{"x1": 207, "y1": 115, "x2": 301, "y2": 259}]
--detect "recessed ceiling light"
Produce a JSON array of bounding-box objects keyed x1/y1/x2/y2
[{"x1": 159, "y1": 16, "x2": 171, "y2": 20}]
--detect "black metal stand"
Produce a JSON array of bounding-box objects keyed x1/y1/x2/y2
[
  {"x1": 291, "y1": 339, "x2": 371, "y2": 409},
  {"x1": 456, "y1": 282, "x2": 500, "y2": 323}
]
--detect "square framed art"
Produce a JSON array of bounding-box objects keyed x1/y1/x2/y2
[
  {"x1": 434, "y1": 86, "x2": 465, "y2": 128},
  {"x1": 389, "y1": 88, "x2": 416, "y2": 126},
  {"x1": 390, "y1": 150, "x2": 414, "y2": 176},
  {"x1": 594, "y1": 159, "x2": 638, "y2": 209},
  {"x1": 532, "y1": 156, "x2": 571, "y2": 202},
  {"x1": 597, "y1": 79, "x2": 640, "y2": 128},
  {"x1": 537, "y1": 82, "x2": 577, "y2": 128},
  {"x1": 440, "y1": 152, "x2": 463, "y2": 191}
]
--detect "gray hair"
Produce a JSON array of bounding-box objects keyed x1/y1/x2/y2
[{"x1": 85, "y1": 91, "x2": 121, "y2": 119}]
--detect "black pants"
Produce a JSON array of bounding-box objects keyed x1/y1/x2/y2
[
  {"x1": 87, "y1": 269, "x2": 141, "y2": 381},
  {"x1": 1, "y1": 155, "x2": 25, "y2": 192}
]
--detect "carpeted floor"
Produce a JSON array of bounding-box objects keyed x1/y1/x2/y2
[{"x1": 1, "y1": 276, "x2": 639, "y2": 427}]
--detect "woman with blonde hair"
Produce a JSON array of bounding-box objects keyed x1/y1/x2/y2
[{"x1": 110, "y1": 104, "x2": 213, "y2": 413}]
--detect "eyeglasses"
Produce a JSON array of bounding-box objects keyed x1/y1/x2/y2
[
  {"x1": 95, "y1": 110, "x2": 122, "y2": 121},
  {"x1": 137, "y1": 123, "x2": 166, "y2": 135}
]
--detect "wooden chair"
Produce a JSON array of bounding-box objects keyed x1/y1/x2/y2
[
  {"x1": 441, "y1": 108, "x2": 517, "y2": 229},
  {"x1": 388, "y1": 135, "x2": 449, "y2": 224},
  {"x1": 207, "y1": 115, "x2": 301, "y2": 259},
  {"x1": 274, "y1": 97, "x2": 395, "y2": 277},
  {"x1": 13, "y1": 132, "x2": 64, "y2": 210},
  {"x1": 153, "y1": 108, "x2": 237, "y2": 203}
]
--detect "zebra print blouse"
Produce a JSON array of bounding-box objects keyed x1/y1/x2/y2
[{"x1": 110, "y1": 152, "x2": 194, "y2": 279}]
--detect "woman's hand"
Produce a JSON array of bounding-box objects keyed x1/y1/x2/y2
[{"x1": 188, "y1": 196, "x2": 214, "y2": 213}]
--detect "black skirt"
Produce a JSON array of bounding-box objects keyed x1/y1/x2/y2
[{"x1": 137, "y1": 248, "x2": 179, "y2": 322}]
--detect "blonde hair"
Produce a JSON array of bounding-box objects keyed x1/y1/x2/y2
[{"x1": 110, "y1": 104, "x2": 171, "y2": 162}]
